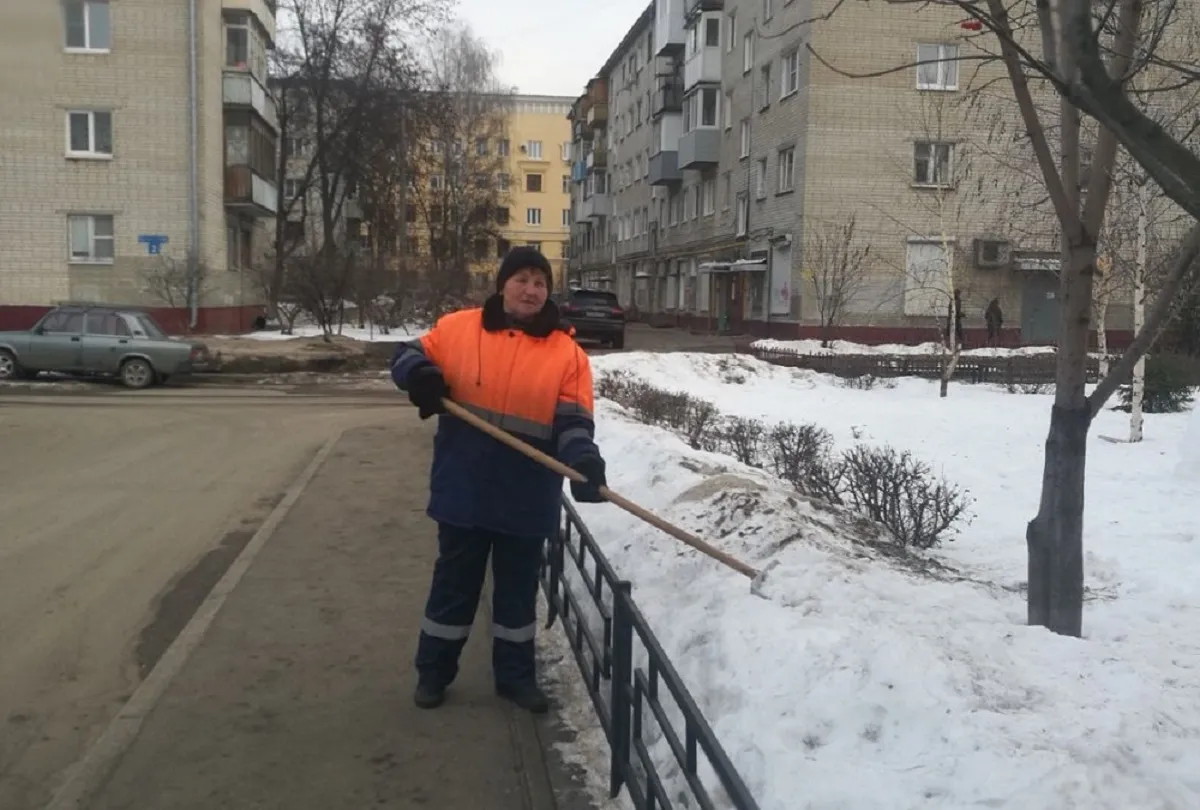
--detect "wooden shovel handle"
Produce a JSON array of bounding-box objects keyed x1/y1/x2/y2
[{"x1": 441, "y1": 398, "x2": 757, "y2": 579}]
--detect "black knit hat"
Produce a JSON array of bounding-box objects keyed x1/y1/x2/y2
[{"x1": 496, "y1": 246, "x2": 553, "y2": 292}]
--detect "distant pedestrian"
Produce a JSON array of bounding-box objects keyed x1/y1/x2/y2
[
  {"x1": 985, "y1": 297, "x2": 1004, "y2": 347},
  {"x1": 389, "y1": 246, "x2": 608, "y2": 714}
]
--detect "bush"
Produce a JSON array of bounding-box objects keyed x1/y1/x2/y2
[
  {"x1": 765, "y1": 423, "x2": 842, "y2": 503},
  {"x1": 1116, "y1": 354, "x2": 1195, "y2": 413},
  {"x1": 841, "y1": 374, "x2": 896, "y2": 391},
  {"x1": 838, "y1": 446, "x2": 972, "y2": 550},
  {"x1": 596, "y1": 371, "x2": 972, "y2": 550}
]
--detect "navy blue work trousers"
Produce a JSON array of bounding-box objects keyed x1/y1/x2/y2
[{"x1": 415, "y1": 522, "x2": 544, "y2": 688}]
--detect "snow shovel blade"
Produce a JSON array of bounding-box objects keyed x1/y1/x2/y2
[{"x1": 749, "y1": 560, "x2": 780, "y2": 599}]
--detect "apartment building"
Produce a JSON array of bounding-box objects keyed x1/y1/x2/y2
[
  {"x1": 502, "y1": 95, "x2": 575, "y2": 289},
  {"x1": 567, "y1": 0, "x2": 1136, "y2": 343},
  {"x1": 0, "y1": 0, "x2": 278, "y2": 333}
]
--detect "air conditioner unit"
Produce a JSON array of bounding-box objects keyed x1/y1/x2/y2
[{"x1": 973, "y1": 238, "x2": 1012, "y2": 269}]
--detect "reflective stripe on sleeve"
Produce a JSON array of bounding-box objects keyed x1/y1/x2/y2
[
  {"x1": 555, "y1": 401, "x2": 593, "y2": 419},
  {"x1": 557, "y1": 426, "x2": 592, "y2": 453}
]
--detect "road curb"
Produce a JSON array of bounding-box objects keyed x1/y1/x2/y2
[{"x1": 43, "y1": 431, "x2": 345, "y2": 810}]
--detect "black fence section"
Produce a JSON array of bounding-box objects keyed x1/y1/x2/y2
[
  {"x1": 753, "y1": 348, "x2": 1104, "y2": 385},
  {"x1": 541, "y1": 498, "x2": 760, "y2": 810}
]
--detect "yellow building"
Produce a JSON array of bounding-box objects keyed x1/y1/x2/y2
[{"x1": 499, "y1": 95, "x2": 575, "y2": 290}]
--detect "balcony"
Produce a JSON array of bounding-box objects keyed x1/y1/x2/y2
[
  {"x1": 683, "y1": 45, "x2": 721, "y2": 90},
  {"x1": 571, "y1": 160, "x2": 588, "y2": 182},
  {"x1": 648, "y1": 151, "x2": 681, "y2": 185},
  {"x1": 678, "y1": 129, "x2": 720, "y2": 168},
  {"x1": 653, "y1": 78, "x2": 684, "y2": 116},
  {"x1": 225, "y1": 165, "x2": 277, "y2": 216},
  {"x1": 684, "y1": 0, "x2": 723, "y2": 18},
  {"x1": 222, "y1": 0, "x2": 276, "y2": 44},
  {"x1": 586, "y1": 142, "x2": 608, "y2": 169},
  {"x1": 655, "y1": 0, "x2": 686, "y2": 52},
  {"x1": 223, "y1": 71, "x2": 277, "y2": 131},
  {"x1": 586, "y1": 101, "x2": 608, "y2": 129},
  {"x1": 578, "y1": 193, "x2": 611, "y2": 220}
]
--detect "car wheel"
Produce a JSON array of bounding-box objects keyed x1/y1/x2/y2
[
  {"x1": 119, "y1": 357, "x2": 156, "y2": 389},
  {"x1": 0, "y1": 349, "x2": 19, "y2": 380}
]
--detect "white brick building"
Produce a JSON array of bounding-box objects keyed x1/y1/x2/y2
[{"x1": 0, "y1": 0, "x2": 277, "y2": 333}]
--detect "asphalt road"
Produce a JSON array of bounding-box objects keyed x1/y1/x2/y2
[{"x1": 0, "y1": 389, "x2": 398, "y2": 810}]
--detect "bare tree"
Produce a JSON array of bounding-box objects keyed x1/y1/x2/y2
[
  {"x1": 407, "y1": 26, "x2": 513, "y2": 300},
  {"x1": 142, "y1": 255, "x2": 208, "y2": 320},
  {"x1": 806, "y1": 216, "x2": 871, "y2": 347},
  {"x1": 809, "y1": 0, "x2": 1200, "y2": 635},
  {"x1": 269, "y1": 0, "x2": 445, "y2": 314}
]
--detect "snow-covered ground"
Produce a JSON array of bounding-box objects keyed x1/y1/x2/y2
[
  {"x1": 752, "y1": 337, "x2": 1065, "y2": 358},
  {"x1": 546, "y1": 352, "x2": 1200, "y2": 810},
  {"x1": 229, "y1": 323, "x2": 426, "y2": 342}
]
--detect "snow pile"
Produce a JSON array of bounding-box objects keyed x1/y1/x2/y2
[
  {"x1": 235, "y1": 323, "x2": 426, "y2": 342},
  {"x1": 752, "y1": 337, "x2": 1060, "y2": 358},
  {"x1": 548, "y1": 352, "x2": 1200, "y2": 810}
]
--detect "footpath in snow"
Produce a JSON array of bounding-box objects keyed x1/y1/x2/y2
[
  {"x1": 550, "y1": 352, "x2": 1200, "y2": 810},
  {"x1": 753, "y1": 336, "x2": 1066, "y2": 358}
]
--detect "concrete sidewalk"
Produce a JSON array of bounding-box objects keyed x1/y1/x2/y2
[{"x1": 66, "y1": 420, "x2": 570, "y2": 810}]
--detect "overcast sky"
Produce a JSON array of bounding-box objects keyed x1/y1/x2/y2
[{"x1": 453, "y1": 0, "x2": 650, "y2": 98}]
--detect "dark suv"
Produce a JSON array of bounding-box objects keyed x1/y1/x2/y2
[{"x1": 556, "y1": 289, "x2": 626, "y2": 349}]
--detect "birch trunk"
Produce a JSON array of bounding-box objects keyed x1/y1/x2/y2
[{"x1": 1130, "y1": 182, "x2": 1148, "y2": 442}]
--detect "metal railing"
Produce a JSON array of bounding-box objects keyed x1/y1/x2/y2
[{"x1": 541, "y1": 497, "x2": 760, "y2": 810}]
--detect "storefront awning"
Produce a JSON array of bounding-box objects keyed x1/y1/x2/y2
[{"x1": 697, "y1": 258, "x2": 767, "y2": 273}]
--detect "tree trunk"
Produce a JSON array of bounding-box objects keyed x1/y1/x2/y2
[
  {"x1": 1130, "y1": 183, "x2": 1148, "y2": 441},
  {"x1": 1026, "y1": 403, "x2": 1091, "y2": 635},
  {"x1": 1096, "y1": 284, "x2": 1110, "y2": 378}
]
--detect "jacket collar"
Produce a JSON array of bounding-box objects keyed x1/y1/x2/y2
[{"x1": 481, "y1": 294, "x2": 567, "y2": 338}]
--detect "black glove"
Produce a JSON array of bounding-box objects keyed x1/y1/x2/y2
[
  {"x1": 406, "y1": 366, "x2": 449, "y2": 419},
  {"x1": 569, "y1": 454, "x2": 607, "y2": 503}
]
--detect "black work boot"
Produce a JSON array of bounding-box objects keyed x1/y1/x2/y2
[
  {"x1": 413, "y1": 680, "x2": 446, "y2": 709},
  {"x1": 496, "y1": 681, "x2": 549, "y2": 714}
]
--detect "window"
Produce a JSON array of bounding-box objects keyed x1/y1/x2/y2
[
  {"x1": 739, "y1": 119, "x2": 750, "y2": 157},
  {"x1": 526, "y1": 241, "x2": 542, "y2": 252},
  {"x1": 498, "y1": 139, "x2": 510, "y2": 156},
  {"x1": 763, "y1": 0, "x2": 773, "y2": 19},
  {"x1": 701, "y1": 177, "x2": 715, "y2": 215},
  {"x1": 495, "y1": 208, "x2": 510, "y2": 225},
  {"x1": 777, "y1": 147, "x2": 795, "y2": 192},
  {"x1": 700, "y1": 87, "x2": 718, "y2": 127},
  {"x1": 40, "y1": 310, "x2": 85, "y2": 334},
  {"x1": 526, "y1": 173, "x2": 543, "y2": 192},
  {"x1": 498, "y1": 173, "x2": 510, "y2": 191},
  {"x1": 85, "y1": 310, "x2": 130, "y2": 336},
  {"x1": 430, "y1": 174, "x2": 443, "y2": 189},
  {"x1": 904, "y1": 241, "x2": 949, "y2": 316},
  {"x1": 726, "y1": 11, "x2": 737, "y2": 51},
  {"x1": 781, "y1": 49, "x2": 800, "y2": 97},
  {"x1": 754, "y1": 157, "x2": 767, "y2": 198},
  {"x1": 684, "y1": 186, "x2": 696, "y2": 219},
  {"x1": 284, "y1": 178, "x2": 303, "y2": 198},
  {"x1": 916, "y1": 43, "x2": 959, "y2": 90},
  {"x1": 68, "y1": 214, "x2": 114, "y2": 263},
  {"x1": 225, "y1": 21, "x2": 248, "y2": 68},
  {"x1": 496, "y1": 237, "x2": 511, "y2": 258},
  {"x1": 476, "y1": 137, "x2": 489, "y2": 155},
  {"x1": 66, "y1": 110, "x2": 112, "y2": 156},
  {"x1": 743, "y1": 32, "x2": 754, "y2": 73},
  {"x1": 64, "y1": 0, "x2": 110, "y2": 51},
  {"x1": 914, "y1": 141, "x2": 953, "y2": 186},
  {"x1": 722, "y1": 171, "x2": 732, "y2": 209},
  {"x1": 284, "y1": 137, "x2": 308, "y2": 157},
  {"x1": 526, "y1": 140, "x2": 543, "y2": 158},
  {"x1": 723, "y1": 90, "x2": 733, "y2": 129},
  {"x1": 562, "y1": 174, "x2": 570, "y2": 193},
  {"x1": 473, "y1": 238, "x2": 490, "y2": 260},
  {"x1": 562, "y1": 209, "x2": 571, "y2": 226},
  {"x1": 735, "y1": 194, "x2": 748, "y2": 235},
  {"x1": 758, "y1": 64, "x2": 771, "y2": 108},
  {"x1": 705, "y1": 17, "x2": 720, "y2": 47},
  {"x1": 526, "y1": 208, "x2": 542, "y2": 225}
]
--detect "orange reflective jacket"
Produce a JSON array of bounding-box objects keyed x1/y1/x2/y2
[{"x1": 391, "y1": 297, "x2": 599, "y2": 537}]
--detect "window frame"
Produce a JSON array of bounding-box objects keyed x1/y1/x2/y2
[
  {"x1": 781, "y1": 48, "x2": 800, "y2": 97},
  {"x1": 526, "y1": 207, "x2": 542, "y2": 226},
  {"x1": 67, "y1": 214, "x2": 115, "y2": 264},
  {"x1": 64, "y1": 0, "x2": 110, "y2": 52},
  {"x1": 777, "y1": 146, "x2": 795, "y2": 193},
  {"x1": 913, "y1": 140, "x2": 954, "y2": 187},
  {"x1": 916, "y1": 43, "x2": 959, "y2": 91},
  {"x1": 65, "y1": 109, "x2": 113, "y2": 158}
]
